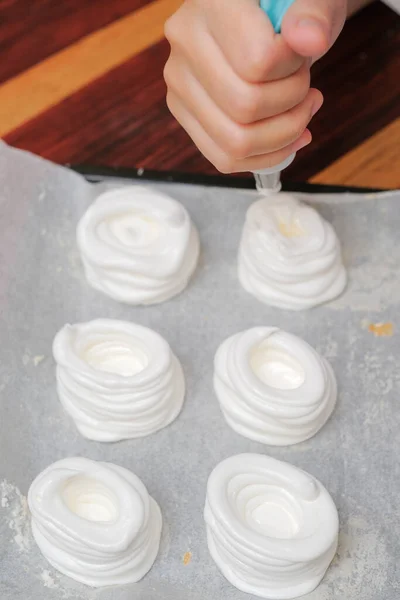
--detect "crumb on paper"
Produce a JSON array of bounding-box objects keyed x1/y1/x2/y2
[
  {"x1": 367, "y1": 322, "x2": 394, "y2": 337},
  {"x1": 183, "y1": 551, "x2": 192, "y2": 565},
  {"x1": 0, "y1": 479, "x2": 31, "y2": 551},
  {"x1": 41, "y1": 570, "x2": 57, "y2": 589},
  {"x1": 33, "y1": 355, "x2": 45, "y2": 367},
  {"x1": 56, "y1": 266, "x2": 63, "y2": 273},
  {"x1": 22, "y1": 354, "x2": 30, "y2": 366}
]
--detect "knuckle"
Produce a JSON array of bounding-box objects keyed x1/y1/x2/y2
[
  {"x1": 245, "y1": 42, "x2": 273, "y2": 82},
  {"x1": 164, "y1": 17, "x2": 174, "y2": 41},
  {"x1": 284, "y1": 99, "x2": 313, "y2": 141},
  {"x1": 214, "y1": 156, "x2": 236, "y2": 174},
  {"x1": 231, "y1": 86, "x2": 262, "y2": 124},
  {"x1": 289, "y1": 116, "x2": 308, "y2": 142},
  {"x1": 165, "y1": 92, "x2": 177, "y2": 116},
  {"x1": 164, "y1": 15, "x2": 180, "y2": 43},
  {"x1": 223, "y1": 127, "x2": 252, "y2": 160},
  {"x1": 163, "y1": 59, "x2": 180, "y2": 95},
  {"x1": 163, "y1": 62, "x2": 172, "y2": 88}
]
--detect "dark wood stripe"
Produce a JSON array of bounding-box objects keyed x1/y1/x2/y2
[
  {"x1": 5, "y1": 2, "x2": 400, "y2": 185},
  {"x1": 5, "y1": 39, "x2": 190, "y2": 167},
  {"x1": 0, "y1": 0, "x2": 151, "y2": 84},
  {"x1": 0, "y1": 0, "x2": 180, "y2": 136}
]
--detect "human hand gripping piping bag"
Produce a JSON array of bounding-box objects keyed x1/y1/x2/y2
[{"x1": 254, "y1": 0, "x2": 297, "y2": 193}]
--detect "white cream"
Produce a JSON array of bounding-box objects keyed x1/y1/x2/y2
[
  {"x1": 214, "y1": 327, "x2": 336, "y2": 445},
  {"x1": 77, "y1": 186, "x2": 200, "y2": 305},
  {"x1": 204, "y1": 453, "x2": 338, "y2": 599},
  {"x1": 53, "y1": 319, "x2": 185, "y2": 441},
  {"x1": 28, "y1": 457, "x2": 162, "y2": 587},
  {"x1": 238, "y1": 194, "x2": 346, "y2": 310}
]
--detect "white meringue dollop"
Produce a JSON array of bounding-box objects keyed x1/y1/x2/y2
[
  {"x1": 28, "y1": 457, "x2": 162, "y2": 587},
  {"x1": 53, "y1": 319, "x2": 185, "y2": 441},
  {"x1": 77, "y1": 186, "x2": 200, "y2": 305},
  {"x1": 204, "y1": 453, "x2": 339, "y2": 599},
  {"x1": 214, "y1": 327, "x2": 336, "y2": 446},
  {"x1": 238, "y1": 194, "x2": 346, "y2": 310}
]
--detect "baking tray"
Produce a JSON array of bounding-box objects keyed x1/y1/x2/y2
[{"x1": 1, "y1": 141, "x2": 399, "y2": 599}]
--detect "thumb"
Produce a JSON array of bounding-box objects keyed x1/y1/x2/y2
[{"x1": 281, "y1": 0, "x2": 347, "y2": 58}]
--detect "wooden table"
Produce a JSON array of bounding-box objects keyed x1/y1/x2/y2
[{"x1": 1, "y1": 0, "x2": 399, "y2": 189}]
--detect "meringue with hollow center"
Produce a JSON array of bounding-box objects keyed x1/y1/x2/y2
[
  {"x1": 53, "y1": 319, "x2": 185, "y2": 441},
  {"x1": 28, "y1": 457, "x2": 162, "y2": 587},
  {"x1": 77, "y1": 186, "x2": 200, "y2": 305},
  {"x1": 204, "y1": 453, "x2": 339, "y2": 599},
  {"x1": 238, "y1": 194, "x2": 346, "y2": 310},
  {"x1": 214, "y1": 327, "x2": 336, "y2": 445}
]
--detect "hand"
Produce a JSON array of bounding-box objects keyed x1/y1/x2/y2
[{"x1": 164, "y1": 0, "x2": 347, "y2": 173}]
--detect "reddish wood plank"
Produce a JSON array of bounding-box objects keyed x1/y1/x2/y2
[
  {"x1": 0, "y1": 0, "x2": 181, "y2": 137},
  {"x1": 5, "y1": 2, "x2": 400, "y2": 184},
  {"x1": 0, "y1": 0, "x2": 151, "y2": 84},
  {"x1": 5, "y1": 39, "x2": 201, "y2": 169}
]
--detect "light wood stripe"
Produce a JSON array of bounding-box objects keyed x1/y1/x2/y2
[
  {"x1": 310, "y1": 118, "x2": 400, "y2": 189},
  {"x1": 0, "y1": 0, "x2": 181, "y2": 137}
]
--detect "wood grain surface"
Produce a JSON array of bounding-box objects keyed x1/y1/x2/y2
[
  {"x1": 1, "y1": 0, "x2": 400, "y2": 188},
  {"x1": 311, "y1": 118, "x2": 400, "y2": 188},
  {"x1": 0, "y1": 0, "x2": 181, "y2": 136},
  {"x1": 286, "y1": 1, "x2": 400, "y2": 187},
  {"x1": 0, "y1": 0, "x2": 149, "y2": 84}
]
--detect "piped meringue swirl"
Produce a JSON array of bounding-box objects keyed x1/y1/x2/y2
[
  {"x1": 204, "y1": 453, "x2": 339, "y2": 599},
  {"x1": 53, "y1": 319, "x2": 185, "y2": 441},
  {"x1": 28, "y1": 457, "x2": 162, "y2": 587},
  {"x1": 77, "y1": 186, "x2": 200, "y2": 305},
  {"x1": 238, "y1": 194, "x2": 346, "y2": 310},
  {"x1": 214, "y1": 327, "x2": 337, "y2": 445}
]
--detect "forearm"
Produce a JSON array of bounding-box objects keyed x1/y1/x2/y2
[{"x1": 347, "y1": 0, "x2": 374, "y2": 17}]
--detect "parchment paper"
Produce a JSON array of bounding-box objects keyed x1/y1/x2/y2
[{"x1": 0, "y1": 141, "x2": 399, "y2": 599}]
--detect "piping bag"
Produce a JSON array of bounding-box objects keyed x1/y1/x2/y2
[{"x1": 254, "y1": 0, "x2": 297, "y2": 193}]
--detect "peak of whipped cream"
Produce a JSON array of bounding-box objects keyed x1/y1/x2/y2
[
  {"x1": 214, "y1": 327, "x2": 337, "y2": 445},
  {"x1": 204, "y1": 453, "x2": 338, "y2": 599},
  {"x1": 77, "y1": 186, "x2": 200, "y2": 305},
  {"x1": 28, "y1": 457, "x2": 162, "y2": 587},
  {"x1": 238, "y1": 194, "x2": 347, "y2": 310},
  {"x1": 53, "y1": 319, "x2": 185, "y2": 441}
]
